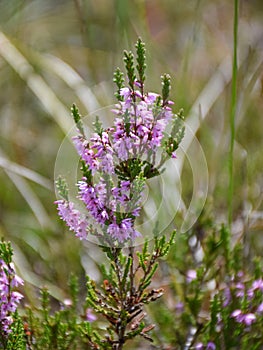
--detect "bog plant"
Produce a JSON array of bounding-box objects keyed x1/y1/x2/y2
[
  {"x1": 54, "y1": 37, "x2": 184, "y2": 348},
  {"x1": 55, "y1": 39, "x2": 182, "y2": 245},
  {"x1": 0, "y1": 240, "x2": 24, "y2": 349},
  {"x1": 0, "y1": 39, "x2": 262, "y2": 350}
]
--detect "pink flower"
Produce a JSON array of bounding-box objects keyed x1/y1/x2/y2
[
  {"x1": 86, "y1": 308, "x2": 97, "y2": 322},
  {"x1": 231, "y1": 310, "x2": 256, "y2": 326},
  {"x1": 56, "y1": 79, "x2": 179, "y2": 244},
  {"x1": 120, "y1": 87, "x2": 131, "y2": 100},
  {"x1": 186, "y1": 269, "x2": 197, "y2": 283},
  {"x1": 55, "y1": 200, "x2": 88, "y2": 240},
  {"x1": 206, "y1": 342, "x2": 216, "y2": 350},
  {"x1": 256, "y1": 302, "x2": 263, "y2": 314},
  {"x1": 145, "y1": 92, "x2": 159, "y2": 103},
  {"x1": 171, "y1": 151, "x2": 177, "y2": 159},
  {"x1": 243, "y1": 313, "x2": 256, "y2": 326},
  {"x1": 231, "y1": 309, "x2": 243, "y2": 323},
  {"x1": 0, "y1": 257, "x2": 24, "y2": 336}
]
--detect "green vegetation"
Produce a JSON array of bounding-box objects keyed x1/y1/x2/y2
[{"x1": 0, "y1": 1, "x2": 262, "y2": 349}]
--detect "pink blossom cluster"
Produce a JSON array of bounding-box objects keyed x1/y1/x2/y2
[
  {"x1": 112, "y1": 87, "x2": 174, "y2": 160},
  {"x1": 228, "y1": 275, "x2": 263, "y2": 327},
  {"x1": 55, "y1": 200, "x2": 89, "y2": 240},
  {"x1": 56, "y1": 84, "x2": 176, "y2": 244},
  {"x1": 56, "y1": 177, "x2": 142, "y2": 243},
  {"x1": 195, "y1": 341, "x2": 216, "y2": 350},
  {"x1": 73, "y1": 131, "x2": 115, "y2": 175},
  {"x1": 177, "y1": 269, "x2": 263, "y2": 347},
  {"x1": 0, "y1": 259, "x2": 24, "y2": 336}
]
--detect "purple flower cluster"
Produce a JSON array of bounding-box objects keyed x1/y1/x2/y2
[
  {"x1": 196, "y1": 341, "x2": 216, "y2": 350},
  {"x1": 56, "y1": 176, "x2": 143, "y2": 243},
  {"x1": 112, "y1": 87, "x2": 173, "y2": 160},
  {"x1": 228, "y1": 275, "x2": 263, "y2": 327},
  {"x1": 56, "y1": 82, "x2": 177, "y2": 244},
  {"x1": 0, "y1": 259, "x2": 24, "y2": 336},
  {"x1": 86, "y1": 308, "x2": 97, "y2": 322},
  {"x1": 78, "y1": 178, "x2": 142, "y2": 242},
  {"x1": 55, "y1": 200, "x2": 89, "y2": 240},
  {"x1": 231, "y1": 309, "x2": 256, "y2": 326},
  {"x1": 177, "y1": 269, "x2": 263, "y2": 347},
  {"x1": 73, "y1": 131, "x2": 114, "y2": 175},
  {"x1": 186, "y1": 269, "x2": 197, "y2": 283}
]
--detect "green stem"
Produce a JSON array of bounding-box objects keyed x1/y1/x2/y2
[{"x1": 228, "y1": 0, "x2": 239, "y2": 227}]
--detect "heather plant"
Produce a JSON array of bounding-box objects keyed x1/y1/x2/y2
[
  {"x1": 1, "y1": 38, "x2": 185, "y2": 350},
  {"x1": 0, "y1": 240, "x2": 24, "y2": 349},
  {"x1": 55, "y1": 39, "x2": 183, "y2": 246},
  {"x1": 152, "y1": 220, "x2": 263, "y2": 349},
  {"x1": 53, "y1": 38, "x2": 184, "y2": 349},
  {"x1": 2, "y1": 39, "x2": 184, "y2": 349},
  {"x1": 1, "y1": 32, "x2": 263, "y2": 350}
]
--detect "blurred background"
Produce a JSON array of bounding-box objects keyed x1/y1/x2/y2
[{"x1": 0, "y1": 0, "x2": 262, "y2": 303}]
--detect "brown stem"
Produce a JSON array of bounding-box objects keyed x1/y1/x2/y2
[
  {"x1": 129, "y1": 246, "x2": 135, "y2": 298},
  {"x1": 112, "y1": 248, "x2": 128, "y2": 349}
]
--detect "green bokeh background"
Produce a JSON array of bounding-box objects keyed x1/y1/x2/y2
[{"x1": 0, "y1": 0, "x2": 262, "y2": 303}]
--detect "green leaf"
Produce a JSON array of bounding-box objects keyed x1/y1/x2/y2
[
  {"x1": 0, "y1": 239, "x2": 13, "y2": 265},
  {"x1": 124, "y1": 50, "x2": 136, "y2": 90},
  {"x1": 81, "y1": 161, "x2": 93, "y2": 185},
  {"x1": 113, "y1": 67, "x2": 125, "y2": 101},
  {"x1": 135, "y1": 38, "x2": 146, "y2": 92},
  {"x1": 140, "y1": 262, "x2": 159, "y2": 291},
  {"x1": 161, "y1": 73, "x2": 171, "y2": 105},
  {"x1": 121, "y1": 256, "x2": 132, "y2": 290},
  {"x1": 71, "y1": 103, "x2": 85, "y2": 136},
  {"x1": 93, "y1": 115, "x2": 104, "y2": 137},
  {"x1": 55, "y1": 176, "x2": 69, "y2": 201}
]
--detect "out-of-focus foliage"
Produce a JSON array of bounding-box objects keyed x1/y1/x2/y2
[{"x1": 0, "y1": 1, "x2": 262, "y2": 346}]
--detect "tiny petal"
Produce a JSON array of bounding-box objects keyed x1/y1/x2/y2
[
  {"x1": 175, "y1": 301, "x2": 184, "y2": 314},
  {"x1": 120, "y1": 87, "x2": 131, "y2": 100},
  {"x1": 243, "y1": 313, "x2": 256, "y2": 326},
  {"x1": 86, "y1": 308, "x2": 97, "y2": 322},
  {"x1": 171, "y1": 151, "x2": 177, "y2": 159},
  {"x1": 63, "y1": 298, "x2": 72, "y2": 307},
  {"x1": 256, "y1": 302, "x2": 263, "y2": 314},
  {"x1": 186, "y1": 269, "x2": 197, "y2": 283},
  {"x1": 231, "y1": 309, "x2": 242, "y2": 317},
  {"x1": 231, "y1": 309, "x2": 244, "y2": 323},
  {"x1": 145, "y1": 92, "x2": 159, "y2": 103},
  {"x1": 11, "y1": 274, "x2": 24, "y2": 287},
  {"x1": 206, "y1": 342, "x2": 216, "y2": 350}
]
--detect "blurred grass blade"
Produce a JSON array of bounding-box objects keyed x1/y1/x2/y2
[
  {"x1": 228, "y1": 0, "x2": 239, "y2": 226},
  {"x1": 177, "y1": 51, "x2": 262, "y2": 174},
  {"x1": 178, "y1": 56, "x2": 232, "y2": 173},
  {"x1": 236, "y1": 58, "x2": 263, "y2": 126},
  {"x1": 39, "y1": 53, "x2": 101, "y2": 113},
  {"x1": 12, "y1": 241, "x2": 65, "y2": 301},
  {"x1": 165, "y1": 58, "x2": 232, "y2": 222},
  {"x1": 5, "y1": 170, "x2": 53, "y2": 229},
  {"x1": 0, "y1": 151, "x2": 52, "y2": 191},
  {"x1": 0, "y1": 31, "x2": 73, "y2": 134}
]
